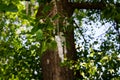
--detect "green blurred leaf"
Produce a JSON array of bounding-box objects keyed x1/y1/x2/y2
[
  {"x1": 0, "y1": 3, "x2": 18, "y2": 12},
  {"x1": 36, "y1": 29, "x2": 43, "y2": 40}
]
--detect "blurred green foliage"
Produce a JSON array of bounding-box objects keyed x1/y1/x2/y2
[{"x1": 0, "y1": 0, "x2": 120, "y2": 80}]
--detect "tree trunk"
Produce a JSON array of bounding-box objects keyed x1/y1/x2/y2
[
  {"x1": 41, "y1": 49, "x2": 74, "y2": 80},
  {"x1": 36, "y1": 0, "x2": 75, "y2": 80},
  {"x1": 36, "y1": 0, "x2": 120, "y2": 80}
]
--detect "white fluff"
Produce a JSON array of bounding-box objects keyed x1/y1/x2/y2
[{"x1": 55, "y1": 35, "x2": 64, "y2": 62}]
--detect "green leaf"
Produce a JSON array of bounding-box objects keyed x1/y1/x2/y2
[
  {"x1": 40, "y1": 41, "x2": 47, "y2": 54},
  {"x1": 47, "y1": 40, "x2": 57, "y2": 50},
  {"x1": 36, "y1": 29, "x2": 43, "y2": 40},
  {"x1": 0, "y1": 3, "x2": 18, "y2": 12}
]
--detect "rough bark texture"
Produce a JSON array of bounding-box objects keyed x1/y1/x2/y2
[{"x1": 41, "y1": 49, "x2": 74, "y2": 80}]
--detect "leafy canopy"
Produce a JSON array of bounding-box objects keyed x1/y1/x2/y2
[{"x1": 0, "y1": 0, "x2": 120, "y2": 80}]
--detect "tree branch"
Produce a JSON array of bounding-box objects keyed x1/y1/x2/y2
[
  {"x1": 69, "y1": 2, "x2": 120, "y2": 10},
  {"x1": 69, "y1": 2, "x2": 105, "y2": 10}
]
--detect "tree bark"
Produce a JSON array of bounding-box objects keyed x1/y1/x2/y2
[
  {"x1": 36, "y1": 0, "x2": 75, "y2": 80},
  {"x1": 36, "y1": 0, "x2": 120, "y2": 80}
]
